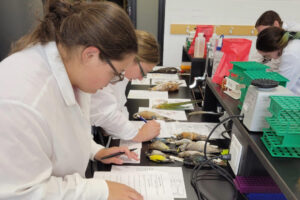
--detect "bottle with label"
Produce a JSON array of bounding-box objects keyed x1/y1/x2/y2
[
  {"x1": 209, "y1": 33, "x2": 218, "y2": 52},
  {"x1": 194, "y1": 32, "x2": 205, "y2": 58}
]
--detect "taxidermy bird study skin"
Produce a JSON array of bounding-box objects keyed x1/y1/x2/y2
[
  {"x1": 150, "y1": 81, "x2": 181, "y2": 91},
  {"x1": 151, "y1": 67, "x2": 179, "y2": 74},
  {"x1": 176, "y1": 132, "x2": 207, "y2": 141},
  {"x1": 133, "y1": 111, "x2": 174, "y2": 121}
]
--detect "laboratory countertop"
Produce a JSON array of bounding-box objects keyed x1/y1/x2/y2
[
  {"x1": 93, "y1": 75, "x2": 239, "y2": 200},
  {"x1": 206, "y1": 78, "x2": 300, "y2": 200}
]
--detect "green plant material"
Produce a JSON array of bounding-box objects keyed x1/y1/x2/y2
[{"x1": 152, "y1": 100, "x2": 200, "y2": 110}]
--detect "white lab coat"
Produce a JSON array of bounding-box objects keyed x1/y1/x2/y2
[
  {"x1": 90, "y1": 79, "x2": 139, "y2": 140},
  {"x1": 0, "y1": 42, "x2": 108, "y2": 200},
  {"x1": 251, "y1": 21, "x2": 300, "y2": 71},
  {"x1": 282, "y1": 21, "x2": 300, "y2": 32},
  {"x1": 279, "y1": 39, "x2": 300, "y2": 95}
]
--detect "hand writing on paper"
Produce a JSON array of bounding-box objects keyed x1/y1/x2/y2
[
  {"x1": 106, "y1": 181, "x2": 144, "y2": 200},
  {"x1": 132, "y1": 120, "x2": 160, "y2": 142},
  {"x1": 95, "y1": 146, "x2": 139, "y2": 165}
]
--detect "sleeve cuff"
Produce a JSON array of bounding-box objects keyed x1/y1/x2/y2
[
  {"x1": 86, "y1": 178, "x2": 109, "y2": 200},
  {"x1": 90, "y1": 140, "x2": 105, "y2": 161}
]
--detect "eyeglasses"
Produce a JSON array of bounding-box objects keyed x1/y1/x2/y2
[
  {"x1": 137, "y1": 59, "x2": 146, "y2": 78},
  {"x1": 262, "y1": 56, "x2": 272, "y2": 64},
  {"x1": 106, "y1": 59, "x2": 124, "y2": 84}
]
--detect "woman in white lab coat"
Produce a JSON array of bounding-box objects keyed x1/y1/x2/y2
[
  {"x1": 252, "y1": 10, "x2": 300, "y2": 72},
  {"x1": 90, "y1": 30, "x2": 161, "y2": 142},
  {"x1": 256, "y1": 27, "x2": 300, "y2": 95},
  {"x1": 0, "y1": 1, "x2": 143, "y2": 200}
]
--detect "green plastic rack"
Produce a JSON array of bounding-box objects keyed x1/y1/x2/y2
[
  {"x1": 229, "y1": 61, "x2": 269, "y2": 84},
  {"x1": 261, "y1": 129, "x2": 300, "y2": 158},
  {"x1": 240, "y1": 71, "x2": 289, "y2": 104},
  {"x1": 269, "y1": 96, "x2": 300, "y2": 116},
  {"x1": 243, "y1": 71, "x2": 289, "y2": 87}
]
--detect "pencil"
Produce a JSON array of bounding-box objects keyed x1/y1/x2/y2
[{"x1": 100, "y1": 148, "x2": 137, "y2": 160}]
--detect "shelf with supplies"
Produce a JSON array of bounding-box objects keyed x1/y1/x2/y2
[
  {"x1": 171, "y1": 24, "x2": 258, "y2": 36},
  {"x1": 203, "y1": 77, "x2": 300, "y2": 200},
  {"x1": 182, "y1": 46, "x2": 213, "y2": 86}
]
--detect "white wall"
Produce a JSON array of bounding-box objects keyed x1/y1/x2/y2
[{"x1": 163, "y1": 0, "x2": 300, "y2": 67}]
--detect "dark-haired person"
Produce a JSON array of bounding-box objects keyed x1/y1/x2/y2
[
  {"x1": 252, "y1": 10, "x2": 300, "y2": 72},
  {"x1": 255, "y1": 10, "x2": 300, "y2": 33},
  {"x1": 256, "y1": 27, "x2": 300, "y2": 95},
  {"x1": 91, "y1": 30, "x2": 161, "y2": 142},
  {"x1": 0, "y1": 1, "x2": 143, "y2": 200}
]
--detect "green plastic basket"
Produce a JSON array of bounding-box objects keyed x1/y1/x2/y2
[
  {"x1": 269, "y1": 96, "x2": 300, "y2": 116},
  {"x1": 266, "y1": 114, "x2": 300, "y2": 135},
  {"x1": 261, "y1": 129, "x2": 300, "y2": 158},
  {"x1": 229, "y1": 61, "x2": 269, "y2": 84},
  {"x1": 231, "y1": 61, "x2": 270, "y2": 71},
  {"x1": 243, "y1": 71, "x2": 289, "y2": 87}
]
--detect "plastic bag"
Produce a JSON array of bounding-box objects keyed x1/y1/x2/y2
[
  {"x1": 212, "y1": 38, "x2": 252, "y2": 85},
  {"x1": 188, "y1": 25, "x2": 214, "y2": 57}
]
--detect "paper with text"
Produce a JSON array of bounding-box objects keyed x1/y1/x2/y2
[
  {"x1": 131, "y1": 78, "x2": 151, "y2": 85},
  {"x1": 119, "y1": 148, "x2": 141, "y2": 164},
  {"x1": 94, "y1": 171, "x2": 174, "y2": 200},
  {"x1": 146, "y1": 73, "x2": 179, "y2": 80},
  {"x1": 130, "y1": 120, "x2": 170, "y2": 138},
  {"x1": 127, "y1": 90, "x2": 168, "y2": 99},
  {"x1": 111, "y1": 166, "x2": 186, "y2": 199}
]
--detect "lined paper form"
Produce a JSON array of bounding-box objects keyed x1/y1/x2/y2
[
  {"x1": 94, "y1": 171, "x2": 174, "y2": 200},
  {"x1": 119, "y1": 140, "x2": 142, "y2": 164},
  {"x1": 131, "y1": 78, "x2": 151, "y2": 85},
  {"x1": 146, "y1": 73, "x2": 179, "y2": 80},
  {"x1": 111, "y1": 166, "x2": 187, "y2": 199},
  {"x1": 130, "y1": 120, "x2": 170, "y2": 138},
  {"x1": 127, "y1": 90, "x2": 168, "y2": 99}
]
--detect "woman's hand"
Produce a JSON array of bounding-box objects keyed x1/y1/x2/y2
[
  {"x1": 107, "y1": 181, "x2": 143, "y2": 200},
  {"x1": 132, "y1": 120, "x2": 160, "y2": 142},
  {"x1": 95, "y1": 146, "x2": 139, "y2": 164}
]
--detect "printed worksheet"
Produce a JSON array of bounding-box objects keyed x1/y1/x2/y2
[
  {"x1": 118, "y1": 140, "x2": 142, "y2": 164},
  {"x1": 118, "y1": 148, "x2": 141, "y2": 164},
  {"x1": 146, "y1": 73, "x2": 179, "y2": 80},
  {"x1": 94, "y1": 171, "x2": 174, "y2": 200},
  {"x1": 130, "y1": 120, "x2": 170, "y2": 138},
  {"x1": 149, "y1": 98, "x2": 194, "y2": 110},
  {"x1": 111, "y1": 166, "x2": 186, "y2": 199},
  {"x1": 127, "y1": 90, "x2": 168, "y2": 99},
  {"x1": 138, "y1": 107, "x2": 187, "y2": 121},
  {"x1": 131, "y1": 78, "x2": 151, "y2": 85}
]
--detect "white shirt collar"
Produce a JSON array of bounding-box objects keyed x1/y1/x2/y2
[{"x1": 44, "y1": 42, "x2": 76, "y2": 106}]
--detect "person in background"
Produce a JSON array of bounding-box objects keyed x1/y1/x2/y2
[
  {"x1": 255, "y1": 10, "x2": 300, "y2": 33},
  {"x1": 0, "y1": 1, "x2": 144, "y2": 200},
  {"x1": 256, "y1": 27, "x2": 300, "y2": 96},
  {"x1": 90, "y1": 30, "x2": 161, "y2": 142},
  {"x1": 252, "y1": 10, "x2": 300, "y2": 72}
]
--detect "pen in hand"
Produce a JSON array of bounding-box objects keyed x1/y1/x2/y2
[
  {"x1": 100, "y1": 148, "x2": 137, "y2": 160},
  {"x1": 136, "y1": 114, "x2": 147, "y2": 123}
]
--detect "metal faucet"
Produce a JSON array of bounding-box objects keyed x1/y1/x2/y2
[{"x1": 189, "y1": 42, "x2": 213, "y2": 89}]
